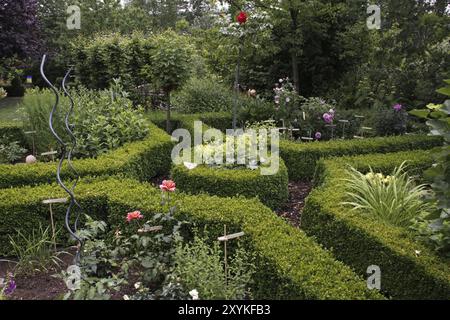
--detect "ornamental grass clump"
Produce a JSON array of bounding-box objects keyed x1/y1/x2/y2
[{"x1": 342, "y1": 161, "x2": 434, "y2": 228}]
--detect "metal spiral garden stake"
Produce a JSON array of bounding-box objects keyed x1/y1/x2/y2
[{"x1": 40, "y1": 55, "x2": 83, "y2": 264}]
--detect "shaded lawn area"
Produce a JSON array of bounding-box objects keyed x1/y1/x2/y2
[{"x1": 0, "y1": 97, "x2": 23, "y2": 123}]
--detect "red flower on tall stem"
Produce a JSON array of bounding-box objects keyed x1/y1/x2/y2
[{"x1": 236, "y1": 11, "x2": 248, "y2": 24}]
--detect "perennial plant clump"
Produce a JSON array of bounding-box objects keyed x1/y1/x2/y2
[{"x1": 342, "y1": 162, "x2": 434, "y2": 228}]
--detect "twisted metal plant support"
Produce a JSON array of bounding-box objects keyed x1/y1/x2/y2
[{"x1": 40, "y1": 55, "x2": 83, "y2": 264}]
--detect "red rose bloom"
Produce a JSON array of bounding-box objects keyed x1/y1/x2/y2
[
  {"x1": 236, "y1": 11, "x2": 247, "y2": 25},
  {"x1": 160, "y1": 180, "x2": 176, "y2": 192},
  {"x1": 126, "y1": 211, "x2": 143, "y2": 222}
]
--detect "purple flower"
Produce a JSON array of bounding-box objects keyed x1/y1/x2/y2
[
  {"x1": 393, "y1": 104, "x2": 403, "y2": 111},
  {"x1": 323, "y1": 113, "x2": 334, "y2": 124},
  {"x1": 315, "y1": 132, "x2": 322, "y2": 140},
  {"x1": 4, "y1": 279, "x2": 16, "y2": 296}
]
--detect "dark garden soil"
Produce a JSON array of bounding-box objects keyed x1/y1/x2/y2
[
  {"x1": 276, "y1": 181, "x2": 313, "y2": 228},
  {"x1": 0, "y1": 247, "x2": 141, "y2": 300},
  {"x1": 0, "y1": 249, "x2": 76, "y2": 300}
]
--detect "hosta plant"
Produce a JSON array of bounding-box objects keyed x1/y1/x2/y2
[{"x1": 342, "y1": 162, "x2": 434, "y2": 228}]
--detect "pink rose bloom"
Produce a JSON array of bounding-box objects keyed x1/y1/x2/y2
[
  {"x1": 127, "y1": 211, "x2": 143, "y2": 222},
  {"x1": 315, "y1": 132, "x2": 322, "y2": 140},
  {"x1": 160, "y1": 180, "x2": 176, "y2": 192}
]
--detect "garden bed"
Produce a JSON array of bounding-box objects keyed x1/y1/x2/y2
[
  {"x1": 0, "y1": 177, "x2": 383, "y2": 300},
  {"x1": 0, "y1": 122, "x2": 174, "y2": 188},
  {"x1": 302, "y1": 149, "x2": 450, "y2": 299}
]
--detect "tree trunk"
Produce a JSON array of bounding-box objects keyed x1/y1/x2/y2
[
  {"x1": 290, "y1": 8, "x2": 300, "y2": 93},
  {"x1": 232, "y1": 45, "x2": 243, "y2": 130},
  {"x1": 166, "y1": 92, "x2": 171, "y2": 133}
]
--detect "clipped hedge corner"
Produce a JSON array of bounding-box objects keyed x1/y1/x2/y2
[{"x1": 302, "y1": 149, "x2": 450, "y2": 299}]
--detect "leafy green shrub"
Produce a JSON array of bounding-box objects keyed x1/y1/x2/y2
[
  {"x1": 302, "y1": 150, "x2": 450, "y2": 299},
  {"x1": 0, "y1": 178, "x2": 382, "y2": 300},
  {"x1": 375, "y1": 105, "x2": 408, "y2": 136},
  {"x1": 0, "y1": 135, "x2": 27, "y2": 164},
  {"x1": 173, "y1": 235, "x2": 255, "y2": 300},
  {"x1": 172, "y1": 76, "x2": 235, "y2": 114},
  {"x1": 5, "y1": 77, "x2": 25, "y2": 97},
  {"x1": 280, "y1": 134, "x2": 443, "y2": 181},
  {"x1": 342, "y1": 162, "x2": 434, "y2": 228},
  {"x1": 20, "y1": 82, "x2": 149, "y2": 158},
  {"x1": 73, "y1": 81, "x2": 149, "y2": 158},
  {"x1": 409, "y1": 80, "x2": 450, "y2": 257},
  {"x1": 237, "y1": 96, "x2": 276, "y2": 126}
]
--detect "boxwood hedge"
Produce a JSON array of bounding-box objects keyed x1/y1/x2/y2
[
  {"x1": 280, "y1": 135, "x2": 443, "y2": 181},
  {"x1": 302, "y1": 150, "x2": 450, "y2": 299},
  {"x1": 0, "y1": 122, "x2": 174, "y2": 188},
  {"x1": 171, "y1": 159, "x2": 289, "y2": 210},
  {"x1": 0, "y1": 178, "x2": 383, "y2": 300}
]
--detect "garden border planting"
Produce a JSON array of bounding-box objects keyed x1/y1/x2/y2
[
  {"x1": 0, "y1": 122, "x2": 27, "y2": 148},
  {"x1": 0, "y1": 122, "x2": 174, "y2": 188},
  {"x1": 171, "y1": 159, "x2": 289, "y2": 210},
  {"x1": 280, "y1": 135, "x2": 443, "y2": 181},
  {"x1": 302, "y1": 149, "x2": 450, "y2": 299},
  {"x1": 0, "y1": 177, "x2": 383, "y2": 300}
]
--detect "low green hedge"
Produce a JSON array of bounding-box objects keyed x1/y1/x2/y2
[
  {"x1": 280, "y1": 135, "x2": 443, "y2": 181},
  {"x1": 302, "y1": 150, "x2": 450, "y2": 299},
  {"x1": 0, "y1": 122, "x2": 174, "y2": 188},
  {"x1": 0, "y1": 177, "x2": 383, "y2": 300},
  {"x1": 146, "y1": 111, "x2": 232, "y2": 134},
  {"x1": 171, "y1": 159, "x2": 289, "y2": 210}
]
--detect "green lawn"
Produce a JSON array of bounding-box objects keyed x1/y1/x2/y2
[{"x1": 0, "y1": 97, "x2": 23, "y2": 123}]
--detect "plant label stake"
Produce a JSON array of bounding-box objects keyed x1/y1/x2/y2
[
  {"x1": 24, "y1": 131, "x2": 37, "y2": 156},
  {"x1": 353, "y1": 115, "x2": 365, "y2": 139},
  {"x1": 41, "y1": 150, "x2": 58, "y2": 162},
  {"x1": 339, "y1": 120, "x2": 349, "y2": 139},
  {"x1": 326, "y1": 124, "x2": 337, "y2": 140},
  {"x1": 301, "y1": 130, "x2": 314, "y2": 142},
  {"x1": 42, "y1": 198, "x2": 68, "y2": 251},
  {"x1": 218, "y1": 225, "x2": 245, "y2": 286}
]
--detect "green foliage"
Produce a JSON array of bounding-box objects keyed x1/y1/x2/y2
[
  {"x1": 4, "y1": 77, "x2": 25, "y2": 98},
  {"x1": 8, "y1": 223, "x2": 63, "y2": 275},
  {"x1": 0, "y1": 178, "x2": 382, "y2": 300},
  {"x1": 280, "y1": 134, "x2": 443, "y2": 181},
  {"x1": 20, "y1": 89, "x2": 65, "y2": 154},
  {"x1": 149, "y1": 30, "x2": 195, "y2": 93},
  {"x1": 64, "y1": 206, "x2": 187, "y2": 300},
  {"x1": 173, "y1": 235, "x2": 255, "y2": 300},
  {"x1": 409, "y1": 80, "x2": 450, "y2": 257},
  {"x1": 302, "y1": 150, "x2": 450, "y2": 299},
  {"x1": 375, "y1": 107, "x2": 408, "y2": 136},
  {"x1": 72, "y1": 81, "x2": 149, "y2": 158},
  {"x1": 172, "y1": 76, "x2": 235, "y2": 113},
  {"x1": 0, "y1": 135, "x2": 27, "y2": 164},
  {"x1": 342, "y1": 162, "x2": 434, "y2": 228},
  {"x1": 237, "y1": 96, "x2": 276, "y2": 126},
  {"x1": 171, "y1": 159, "x2": 289, "y2": 210},
  {"x1": 20, "y1": 83, "x2": 149, "y2": 158},
  {"x1": 0, "y1": 122, "x2": 174, "y2": 188}
]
